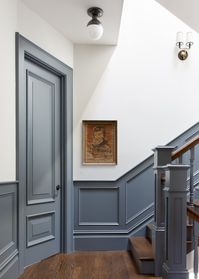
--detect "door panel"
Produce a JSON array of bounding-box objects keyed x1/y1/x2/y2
[
  {"x1": 27, "y1": 70, "x2": 57, "y2": 204},
  {"x1": 24, "y1": 60, "x2": 61, "y2": 267}
]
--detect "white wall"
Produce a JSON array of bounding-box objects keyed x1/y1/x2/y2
[
  {"x1": 0, "y1": 0, "x2": 73, "y2": 182},
  {"x1": 0, "y1": 0, "x2": 18, "y2": 181},
  {"x1": 18, "y1": 1, "x2": 73, "y2": 68},
  {"x1": 74, "y1": 0, "x2": 199, "y2": 180}
]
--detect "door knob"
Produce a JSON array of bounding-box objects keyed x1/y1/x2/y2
[{"x1": 56, "y1": 185, "x2": 61, "y2": 191}]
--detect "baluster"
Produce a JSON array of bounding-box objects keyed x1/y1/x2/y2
[
  {"x1": 193, "y1": 220, "x2": 199, "y2": 279},
  {"x1": 189, "y1": 147, "x2": 195, "y2": 206},
  {"x1": 178, "y1": 155, "x2": 183, "y2": 164}
]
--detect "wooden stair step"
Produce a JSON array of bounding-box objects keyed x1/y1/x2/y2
[
  {"x1": 129, "y1": 236, "x2": 154, "y2": 260},
  {"x1": 129, "y1": 236, "x2": 155, "y2": 275}
]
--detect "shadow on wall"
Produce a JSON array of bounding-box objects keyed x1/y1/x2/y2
[{"x1": 73, "y1": 45, "x2": 116, "y2": 126}]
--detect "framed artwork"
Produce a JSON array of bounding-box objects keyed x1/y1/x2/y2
[{"x1": 82, "y1": 120, "x2": 117, "y2": 165}]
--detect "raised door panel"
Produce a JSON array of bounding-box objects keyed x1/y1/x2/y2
[{"x1": 27, "y1": 71, "x2": 56, "y2": 204}]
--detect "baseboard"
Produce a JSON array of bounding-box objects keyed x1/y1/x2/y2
[{"x1": 74, "y1": 235, "x2": 129, "y2": 251}]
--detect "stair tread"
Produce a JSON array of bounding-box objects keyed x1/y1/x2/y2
[{"x1": 129, "y1": 236, "x2": 154, "y2": 261}]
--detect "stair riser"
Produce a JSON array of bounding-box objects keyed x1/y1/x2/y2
[
  {"x1": 138, "y1": 260, "x2": 154, "y2": 275},
  {"x1": 146, "y1": 225, "x2": 153, "y2": 243}
]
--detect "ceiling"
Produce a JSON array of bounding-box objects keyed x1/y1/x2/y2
[
  {"x1": 155, "y1": 0, "x2": 199, "y2": 33},
  {"x1": 22, "y1": 0, "x2": 124, "y2": 45}
]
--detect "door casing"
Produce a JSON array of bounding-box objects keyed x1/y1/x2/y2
[{"x1": 16, "y1": 33, "x2": 73, "y2": 275}]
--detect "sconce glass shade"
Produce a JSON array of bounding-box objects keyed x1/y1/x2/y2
[
  {"x1": 186, "y1": 32, "x2": 193, "y2": 46},
  {"x1": 87, "y1": 23, "x2": 103, "y2": 40},
  {"x1": 176, "y1": 32, "x2": 183, "y2": 44}
]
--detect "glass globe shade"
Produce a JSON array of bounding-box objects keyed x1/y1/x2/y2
[{"x1": 87, "y1": 24, "x2": 103, "y2": 40}]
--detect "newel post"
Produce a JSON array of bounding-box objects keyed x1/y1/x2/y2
[
  {"x1": 162, "y1": 165, "x2": 189, "y2": 279},
  {"x1": 152, "y1": 146, "x2": 175, "y2": 276}
]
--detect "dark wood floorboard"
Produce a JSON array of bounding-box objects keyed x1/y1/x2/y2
[{"x1": 18, "y1": 251, "x2": 161, "y2": 279}]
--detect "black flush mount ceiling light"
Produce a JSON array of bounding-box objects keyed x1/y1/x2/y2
[{"x1": 87, "y1": 7, "x2": 104, "y2": 40}]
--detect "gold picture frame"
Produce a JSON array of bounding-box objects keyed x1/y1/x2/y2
[{"x1": 82, "y1": 120, "x2": 117, "y2": 165}]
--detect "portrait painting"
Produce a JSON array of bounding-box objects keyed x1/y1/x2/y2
[{"x1": 82, "y1": 120, "x2": 117, "y2": 165}]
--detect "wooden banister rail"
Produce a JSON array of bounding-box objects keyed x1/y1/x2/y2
[
  {"x1": 187, "y1": 207, "x2": 199, "y2": 222},
  {"x1": 171, "y1": 135, "x2": 199, "y2": 160}
]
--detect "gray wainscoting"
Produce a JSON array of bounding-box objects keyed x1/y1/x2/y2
[
  {"x1": 0, "y1": 181, "x2": 19, "y2": 279},
  {"x1": 74, "y1": 122, "x2": 199, "y2": 250}
]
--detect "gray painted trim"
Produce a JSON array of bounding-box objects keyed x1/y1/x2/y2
[
  {"x1": 0, "y1": 182, "x2": 18, "y2": 279},
  {"x1": 16, "y1": 33, "x2": 73, "y2": 275},
  {"x1": 0, "y1": 181, "x2": 19, "y2": 185},
  {"x1": 78, "y1": 186, "x2": 120, "y2": 226},
  {"x1": 74, "y1": 236, "x2": 129, "y2": 251},
  {"x1": 74, "y1": 217, "x2": 154, "y2": 251},
  {"x1": 26, "y1": 211, "x2": 56, "y2": 247},
  {"x1": 125, "y1": 203, "x2": 154, "y2": 225},
  {"x1": 0, "y1": 256, "x2": 18, "y2": 279},
  {"x1": 0, "y1": 250, "x2": 18, "y2": 272},
  {"x1": 74, "y1": 215, "x2": 153, "y2": 235},
  {"x1": 185, "y1": 130, "x2": 199, "y2": 142}
]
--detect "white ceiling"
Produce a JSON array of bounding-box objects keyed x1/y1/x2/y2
[
  {"x1": 155, "y1": 0, "x2": 199, "y2": 33},
  {"x1": 22, "y1": 0, "x2": 124, "y2": 45}
]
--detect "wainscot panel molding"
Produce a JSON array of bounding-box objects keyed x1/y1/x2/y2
[
  {"x1": 78, "y1": 187, "x2": 120, "y2": 226},
  {"x1": 74, "y1": 122, "x2": 199, "y2": 251},
  {"x1": 0, "y1": 181, "x2": 19, "y2": 279}
]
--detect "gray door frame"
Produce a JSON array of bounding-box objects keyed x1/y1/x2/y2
[{"x1": 16, "y1": 33, "x2": 73, "y2": 274}]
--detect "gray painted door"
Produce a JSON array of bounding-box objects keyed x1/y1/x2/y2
[{"x1": 24, "y1": 59, "x2": 61, "y2": 266}]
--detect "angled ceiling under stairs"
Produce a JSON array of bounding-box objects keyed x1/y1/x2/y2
[{"x1": 155, "y1": 0, "x2": 199, "y2": 33}]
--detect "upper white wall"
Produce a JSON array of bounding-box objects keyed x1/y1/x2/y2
[
  {"x1": 18, "y1": 1, "x2": 73, "y2": 68},
  {"x1": 74, "y1": 0, "x2": 199, "y2": 180},
  {"x1": 0, "y1": 0, "x2": 73, "y2": 182},
  {"x1": 0, "y1": 0, "x2": 18, "y2": 181}
]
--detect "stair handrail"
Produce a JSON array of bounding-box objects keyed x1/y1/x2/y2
[
  {"x1": 187, "y1": 206, "x2": 199, "y2": 222},
  {"x1": 171, "y1": 135, "x2": 199, "y2": 206},
  {"x1": 171, "y1": 135, "x2": 199, "y2": 160}
]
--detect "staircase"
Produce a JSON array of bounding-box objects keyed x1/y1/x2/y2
[
  {"x1": 129, "y1": 221, "x2": 194, "y2": 275},
  {"x1": 129, "y1": 136, "x2": 199, "y2": 277}
]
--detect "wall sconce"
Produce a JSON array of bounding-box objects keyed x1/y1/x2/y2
[
  {"x1": 87, "y1": 7, "x2": 104, "y2": 40},
  {"x1": 176, "y1": 32, "x2": 193, "y2": 60}
]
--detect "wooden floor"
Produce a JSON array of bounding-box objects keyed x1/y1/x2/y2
[{"x1": 18, "y1": 251, "x2": 161, "y2": 279}]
